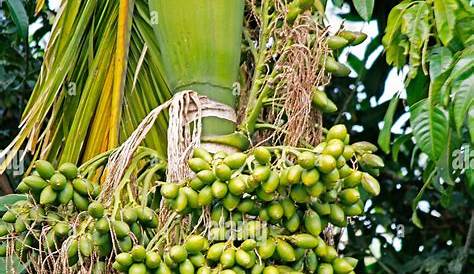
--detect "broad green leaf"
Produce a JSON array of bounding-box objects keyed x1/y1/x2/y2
[
  {"x1": 401, "y1": 2, "x2": 431, "y2": 79},
  {"x1": 410, "y1": 99, "x2": 449, "y2": 161},
  {"x1": 433, "y1": 0, "x2": 458, "y2": 45},
  {"x1": 406, "y1": 69, "x2": 429, "y2": 106},
  {"x1": 352, "y1": 0, "x2": 374, "y2": 21},
  {"x1": 387, "y1": 36, "x2": 409, "y2": 69},
  {"x1": 453, "y1": 1, "x2": 474, "y2": 46},
  {"x1": 436, "y1": 131, "x2": 455, "y2": 185},
  {"x1": 429, "y1": 47, "x2": 453, "y2": 79},
  {"x1": 438, "y1": 47, "x2": 474, "y2": 105},
  {"x1": 382, "y1": 1, "x2": 413, "y2": 68},
  {"x1": 429, "y1": 47, "x2": 453, "y2": 105},
  {"x1": 452, "y1": 74, "x2": 474, "y2": 134},
  {"x1": 392, "y1": 133, "x2": 412, "y2": 162},
  {"x1": 382, "y1": 0, "x2": 411, "y2": 46},
  {"x1": 447, "y1": 47, "x2": 474, "y2": 82},
  {"x1": 0, "y1": 194, "x2": 27, "y2": 212},
  {"x1": 378, "y1": 93, "x2": 399, "y2": 154},
  {"x1": 5, "y1": 0, "x2": 29, "y2": 40}
]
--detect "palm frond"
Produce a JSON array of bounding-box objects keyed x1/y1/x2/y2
[{"x1": 0, "y1": 0, "x2": 171, "y2": 173}]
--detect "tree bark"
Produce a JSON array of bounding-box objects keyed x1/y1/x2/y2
[{"x1": 0, "y1": 174, "x2": 13, "y2": 194}]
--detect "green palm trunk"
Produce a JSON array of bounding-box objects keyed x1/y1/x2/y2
[{"x1": 149, "y1": 0, "x2": 245, "y2": 139}]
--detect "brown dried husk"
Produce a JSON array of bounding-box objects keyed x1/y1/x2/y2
[
  {"x1": 239, "y1": 0, "x2": 338, "y2": 245},
  {"x1": 239, "y1": 0, "x2": 331, "y2": 148}
]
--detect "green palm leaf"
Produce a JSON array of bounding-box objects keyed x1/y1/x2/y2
[
  {"x1": 410, "y1": 99, "x2": 449, "y2": 160},
  {"x1": 0, "y1": 0, "x2": 172, "y2": 172}
]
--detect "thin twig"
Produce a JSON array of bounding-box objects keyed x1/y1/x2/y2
[
  {"x1": 369, "y1": 248, "x2": 395, "y2": 274},
  {"x1": 463, "y1": 209, "x2": 474, "y2": 267},
  {"x1": 334, "y1": 88, "x2": 356, "y2": 124}
]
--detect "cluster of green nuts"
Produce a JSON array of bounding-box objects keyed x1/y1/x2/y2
[
  {"x1": 154, "y1": 124, "x2": 383, "y2": 273},
  {"x1": 16, "y1": 160, "x2": 99, "y2": 209},
  {"x1": 0, "y1": 124, "x2": 383, "y2": 273},
  {"x1": 0, "y1": 154, "x2": 170, "y2": 273},
  {"x1": 164, "y1": 124, "x2": 382, "y2": 223},
  {"x1": 113, "y1": 235, "x2": 210, "y2": 274},
  {"x1": 64, "y1": 201, "x2": 161, "y2": 266},
  {"x1": 113, "y1": 244, "x2": 162, "y2": 273},
  {"x1": 64, "y1": 153, "x2": 166, "y2": 267},
  {"x1": 0, "y1": 160, "x2": 101, "y2": 259},
  {"x1": 0, "y1": 198, "x2": 74, "y2": 259},
  {"x1": 111, "y1": 231, "x2": 358, "y2": 274}
]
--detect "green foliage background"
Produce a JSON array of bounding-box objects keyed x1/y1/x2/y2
[
  {"x1": 0, "y1": 0, "x2": 51, "y2": 148},
  {"x1": 325, "y1": 0, "x2": 474, "y2": 273}
]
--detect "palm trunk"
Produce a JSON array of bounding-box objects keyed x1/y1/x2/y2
[{"x1": 149, "y1": 0, "x2": 248, "y2": 150}]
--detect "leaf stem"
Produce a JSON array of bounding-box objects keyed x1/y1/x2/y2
[
  {"x1": 334, "y1": 88, "x2": 356, "y2": 124},
  {"x1": 241, "y1": 0, "x2": 273, "y2": 134}
]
